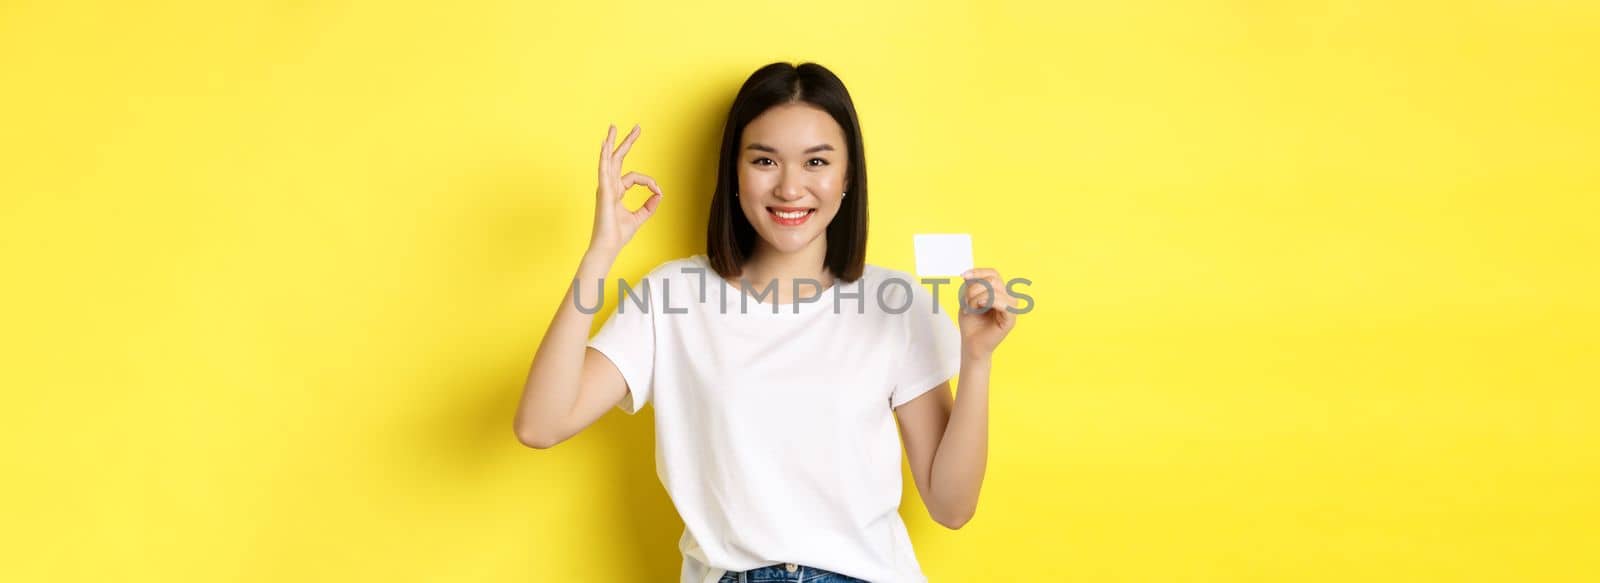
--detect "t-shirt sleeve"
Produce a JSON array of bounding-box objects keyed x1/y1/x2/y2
[
  {"x1": 586, "y1": 273, "x2": 659, "y2": 415},
  {"x1": 889, "y1": 278, "x2": 963, "y2": 409}
]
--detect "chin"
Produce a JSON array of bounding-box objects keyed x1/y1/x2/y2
[
  {"x1": 758, "y1": 228, "x2": 825, "y2": 253},
  {"x1": 764, "y1": 236, "x2": 819, "y2": 254}
]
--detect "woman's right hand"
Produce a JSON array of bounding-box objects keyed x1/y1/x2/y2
[{"x1": 589, "y1": 123, "x2": 664, "y2": 256}]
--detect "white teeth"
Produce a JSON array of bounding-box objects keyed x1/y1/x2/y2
[{"x1": 773, "y1": 209, "x2": 810, "y2": 219}]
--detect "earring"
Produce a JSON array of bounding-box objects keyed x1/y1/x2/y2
[
  {"x1": 734, "y1": 191, "x2": 739, "y2": 197},
  {"x1": 843, "y1": 191, "x2": 848, "y2": 198}
]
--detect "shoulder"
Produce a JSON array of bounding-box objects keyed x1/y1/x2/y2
[
  {"x1": 861, "y1": 262, "x2": 911, "y2": 283},
  {"x1": 638, "y1": 254, "x2": 710, "y2": 280},
  {"x1": 629, "y1": 255, "x2": 717, "y2": 308}
]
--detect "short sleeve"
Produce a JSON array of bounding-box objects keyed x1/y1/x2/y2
[
  {"x1": 889, "y1": 278, "x2": 962, "y2": 409},
  {"x1": 587, "y1": 273, "x2": 659, "y2": 415}
]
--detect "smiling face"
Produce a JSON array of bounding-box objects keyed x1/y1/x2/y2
[{"x1": 737, "y1": 102, "x2": 850, "y2": 256}]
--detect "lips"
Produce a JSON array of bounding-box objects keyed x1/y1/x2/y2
[{"x1": 767, "y1": 206, "x2": 816, "y2": 226}]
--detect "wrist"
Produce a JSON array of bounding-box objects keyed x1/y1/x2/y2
[{"x1": 961, "y1": 348, "x2": 993, "y2": 366}]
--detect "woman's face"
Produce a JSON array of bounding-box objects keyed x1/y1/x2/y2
[{"x1": 737, "y1": 102, "x2": 849, "y2": 256}]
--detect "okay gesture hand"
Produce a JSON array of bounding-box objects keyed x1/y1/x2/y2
[{"x1": 589, "y1": 123, "x2": 665, "y2": 255}]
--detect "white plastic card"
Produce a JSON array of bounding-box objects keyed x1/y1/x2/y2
[{"x1": 913, "y1": 233, "x2": 974, "y2": 278}]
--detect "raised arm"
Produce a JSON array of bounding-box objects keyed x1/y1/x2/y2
[
  {"x1": 513, "y1": 123, "x2": 665, "y2": 449},
  {"x1": 894, "y1": 267, "x2": 1019, "y2": 528}
]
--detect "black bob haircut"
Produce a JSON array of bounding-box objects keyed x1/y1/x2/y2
[{"x1": 705, "y1": 61, "x2": 868, "y2": 283}]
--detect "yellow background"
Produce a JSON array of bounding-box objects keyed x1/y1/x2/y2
[{"x1": 3, "y1": 0, "x2": 1596, "y2": 581}]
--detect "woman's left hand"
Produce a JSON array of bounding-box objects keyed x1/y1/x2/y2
[{"x1": 956, "y1": 267, "x2": 1019, "y2": 360}]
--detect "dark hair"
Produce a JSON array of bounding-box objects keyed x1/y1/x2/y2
[{"x1": 706, "y1": 61, "x2": 868, "y2": 283}]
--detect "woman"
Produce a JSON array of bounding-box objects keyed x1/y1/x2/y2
[{"x1": 515, "y1": 62, "x2": 1018, "y2": 583}]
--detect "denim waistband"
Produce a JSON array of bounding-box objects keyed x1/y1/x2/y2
[{"x1": 719, "y1": 562, "x2": 869, "y2": 583}]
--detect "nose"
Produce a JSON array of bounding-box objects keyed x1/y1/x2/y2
[{"x1": 775, "y1": 168, "x2": 806, "y2": 201}]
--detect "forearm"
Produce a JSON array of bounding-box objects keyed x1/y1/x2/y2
[
  {"x1": 513, "y1": 247, "x2": 617, "y2": 440},
  {"x1": 927, "y1": 354, "x2": 992, "y2": 527}
]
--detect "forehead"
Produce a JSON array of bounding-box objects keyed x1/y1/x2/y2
[{"x1": 741, "y1": 103, "x2": 845, "y2": 149}]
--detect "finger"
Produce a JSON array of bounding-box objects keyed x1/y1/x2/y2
[
  {"x1": 600, "y1": 124, "x2": 617, "y2": 178},
  {"x1": 962, "y1": 267, "x2": 1000, "y2": 280},
  {"x1": 970, "y1": 271, "x2": 1005, "y2": 307},
  {"x1": 985, "y1": 275, "x2": 1007, "y2": 300},
  {"x1": 601, "y1": 124, "x2": 617, "y2": 161},
  {"x1": 963, "y1": 280, "x2": 994, "y2": 308},
  {"x1": 612, "y1": 124, "x2": 641, "y2": 163},
  {"x1": 965, "y1": 286, "x2": 994, "y2": 311},
  {"x1": 964, "y1": 279, "x2": 991, "y2": 300},
  {"x1": 633, "y1": 192, "x2": 663, "y2": 222},
  {"x1": 966, "y1": 295, "x2": 991, "y2": 312},
  {"x1": 991, "y1": 290, "x2": 1014, "y2": 314},
  {"x1": 620, "y1": 172, "x2": 663, "y2": 198}
]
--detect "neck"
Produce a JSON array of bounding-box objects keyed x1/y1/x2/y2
[{"x1": 741, "y1": 238, "x2": 834, "y2": 303}]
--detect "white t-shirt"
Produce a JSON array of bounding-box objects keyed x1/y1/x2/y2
[{"x1": 586, "y1": 253, "x2": 962, "y2": 583}]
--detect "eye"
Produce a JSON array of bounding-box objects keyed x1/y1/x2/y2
[
  {"x1": 807, "y1": 158, "x2": 829, "y2": 167},
  {"x1": 751, "y1": 157, "x2": 775, "y2": 166}
]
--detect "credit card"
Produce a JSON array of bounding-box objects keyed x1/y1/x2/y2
[{"x1": 913, "y1": 233, "x2": 974, "y2": 278}]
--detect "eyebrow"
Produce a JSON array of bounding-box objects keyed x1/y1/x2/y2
[{"x1": 745, "y1": 143, "x2": 836, "y2": 154}]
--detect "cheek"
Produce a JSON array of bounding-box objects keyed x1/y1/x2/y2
[
  {"x1": 814, "y1": 171, "x2": 844, "y2": 193},
  {"x1": 738, "y1": 168, "x2": 775, "y2": 193},
  {"x1": 824, "y1": 165, "x2": 849, "y2": 190}
]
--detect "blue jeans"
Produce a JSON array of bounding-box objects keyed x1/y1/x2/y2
[{"x1": 716, "y1": 562, "x2": 870, "y2": 583}]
